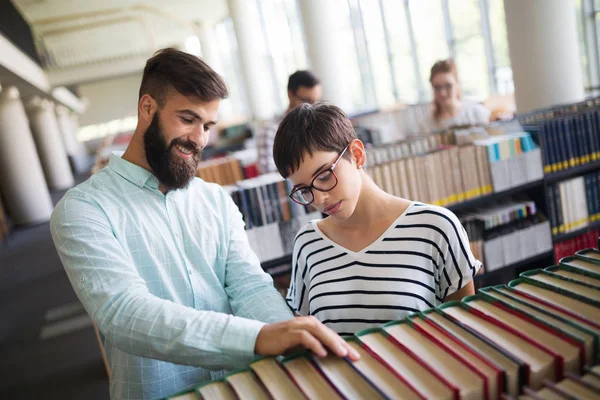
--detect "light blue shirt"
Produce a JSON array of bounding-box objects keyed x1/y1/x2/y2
[{"x1": 50, "y1": 154, "x2": 293, "y2": 400}]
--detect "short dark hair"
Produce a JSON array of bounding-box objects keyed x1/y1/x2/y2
[
  {"x1": 287, "y1": 70, "x2": 320, "y2": 95},
  {"x1": 139, "y1": 48, "x2": 229, "y2": 108},
  {"x1": 273, "y1": 102, "x2": 356, "y2": 178}
]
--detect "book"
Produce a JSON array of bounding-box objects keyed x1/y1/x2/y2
[
  {"x1": 310, "y1": 353, "x2": 386, "y2": 399},
  {"x1": 224, "y1": 369, "x2": 271, "y2": 399},
  {"x1": 554, "y1": 376, "x2": 600, "y2": 399},
  {"x1": 507, "y1": 280, "x2": 600, "y2": 329},
  {"x1": 544, "y1": 265, "x2": 600, "y2": 289},
  {"x1": 520, "y1": 270, "x2": 600, "y2": 303},
  {"x1": 281, "y1": 354, "x2": 342, "y2": 400},
  {"x1": 479, "y1": 286, "x2": 598, "y2": 367},
  {"x1": 344, "y1": 337, "x2": 423, "y2": 400},
  {"x1": 195, "y1": 381, "x2": 237, "y2": 400},
  {"x1": 409, "y1": 314, "x2": 504, "y2": 400},
  {"x1": 249, "y1": 357, "x2": 305, "y2": 399},
  {"x1": 356, "y1": 329, "x2": 457, "y2": 400},
  {"x1": 463, "y1": 295, "x2": 582, "y2": 376},
  {"x1": 382, "y1": 321, "x2": 486, "y2": 400},
  {"x1": 423, "y1": 309, "x2": 524, "y2": 397},
  {"x1": 439, "y1": 301, "x2": 557, "y2": 390}
]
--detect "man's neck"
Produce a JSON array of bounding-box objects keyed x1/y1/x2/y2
[{"x1": 121, "y1": 130, "x2": 169, "y2": 194}]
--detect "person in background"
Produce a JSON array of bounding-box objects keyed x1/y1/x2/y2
[
  {"x1": 50, "y1": 49, "x2": 356, "y2": 400},
  {"x1": 257, "y1": 70, "x2": 322, "y2": 174},
  {"x1": 421, "y1": 59, "x2": 491, "y2": 132},
  {"x1": 273, "y1": 102, "x2": 480, "y2": 336}
]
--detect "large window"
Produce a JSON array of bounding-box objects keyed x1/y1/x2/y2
[
  {"x1": 214, "y1": 18, "x2": 249, "y2": 121},
  {"x1": 256, "y1": 0, "x2": 309, "y2": 113}
]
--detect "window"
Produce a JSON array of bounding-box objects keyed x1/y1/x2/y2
[
  {"x1": 409, "y1": 0, "x2": 449, "y2": 102},
  {"x1": 488, "y1": 0, "x2": 513, "y2": 95},
  {"x1": 380, "y1": 0, "x2": 420, "y2": 103},
  {"x1": 256, "y1": 0, "x2": 309, "y2": 113},
  {"x1": 214, "y1": 18, "x2": 250, "y2": 121},
  {"x1": 448, "y1": 0, "x2": 489, "y2": 100},
  {"x1": 359, "y1": 0, "x2": 396, "y2": 107}
]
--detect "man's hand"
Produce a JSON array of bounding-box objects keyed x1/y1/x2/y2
[{"x1": 255, "y1": 316, "x2": 360, "y2": 361}]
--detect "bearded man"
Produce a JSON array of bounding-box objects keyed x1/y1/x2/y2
[{"x1": 50, "y1": 48, "x2": 357, "y2": 400}]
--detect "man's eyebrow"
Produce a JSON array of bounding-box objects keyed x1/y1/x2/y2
[{"x1": 176, "y1": 109, "x2": 201, "y2": 119}]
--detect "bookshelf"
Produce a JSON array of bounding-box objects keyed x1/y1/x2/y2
[
  {"x1": 552, "y1": 220, "x2": 600, "y2": 243},
  {"x1": 447, "y1": 179, "x2": 544, "y2": 213},
  {"x1": 474, "y1": 250, "x2": 554, "y2": 286},
  {"x1": 545, "y1": 159, "x2": 600, "y2": 184}
]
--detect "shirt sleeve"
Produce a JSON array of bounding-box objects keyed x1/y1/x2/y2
[
  {"x1": 285, "y1": 230, "x2": 311, "y2": 316},
  {"x1": 437, "y1": 209, "x2": 482, "y2": 300},
  {"x1": 222, "y1": 191, "x2": 294, "y2": 323},
  {"x1": 50, "y1": 190, "x2": 270, "y2": 370}
]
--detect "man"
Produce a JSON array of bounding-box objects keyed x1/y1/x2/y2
[
  {"x1": 50, "y1": 49, "x2": 356, "y2": 400},
  {"x1": 257, "y1": 70, "x2": 321, "y2": 174}
]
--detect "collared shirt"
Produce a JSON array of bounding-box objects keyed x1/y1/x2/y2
[{"x1": 50, "y1": 154, "x2": 293, "y2": 400}]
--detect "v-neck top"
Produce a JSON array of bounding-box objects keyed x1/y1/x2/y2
[{"x1": 286, "y1": 202, "x2": 481, "y2": 335}]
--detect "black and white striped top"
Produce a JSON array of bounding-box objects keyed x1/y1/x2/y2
[{"x1": 286, "y1": 202, "x2": 481, "y2": 335}]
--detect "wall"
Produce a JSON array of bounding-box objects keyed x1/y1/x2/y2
[{"x1": 78, "y1": 73, "x2": 142, "y2": 126}]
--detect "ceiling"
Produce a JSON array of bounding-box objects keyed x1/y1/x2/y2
[{"x1": 11, "y1": 0, "x2": 228, "y2": 83}]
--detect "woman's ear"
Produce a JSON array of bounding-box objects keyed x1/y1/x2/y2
[{"x1": 349, "y1": 139, "x2": 366, "y2": 169}]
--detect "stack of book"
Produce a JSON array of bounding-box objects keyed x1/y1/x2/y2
[
  {"x1": 473, "y1": 133, "x2": 544, "y2": 193},
  {"x1": 0, "y1": 201, "x2": 8, "y2": 242},
  {"x1": 196, "y1": 157, "x2": 245, "y2": 186},
  {"x1": 166, "y1": 246, "x2": 600, "y2": 400},
  {"x1": 226, "y1": 173, "x2": 321, "y2": 265},
  {"x1": 460, "y1": 200, "x2": 552, "y2": 273},
  {"x1": 518, "y1": 96, "x2": 600, "y2": 175},
  {"x1": 554, "y1": 228, "x2": 600, "y2": 261},
  {"x1": 546, "y1": 171, "x2": 600, "y2": 237}
]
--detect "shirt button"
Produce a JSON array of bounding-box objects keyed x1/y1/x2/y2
[
  {"x1": 188, "y1": 269, "x2": 193, "y2": 274},
  {"x1": 175, "y1": 233, "x2": 179, "y2": 237},
  {"x1": 80, "y1": 277, "x2": 85, "y2": 283},
  {"x1": 137, "y1": 180, "x2": 142, "y2": 185}
]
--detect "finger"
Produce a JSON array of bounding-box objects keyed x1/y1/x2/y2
[
  {"x1": 299, "y1": 317, "x2": 352, "y2": 359},
  {"x1": 295, "y1": 330, "x2": 327, "y2": 357}
]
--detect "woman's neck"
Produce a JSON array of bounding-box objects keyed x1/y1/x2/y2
[
  {"x1": 439, "y1": 100, "x2": 461, "y2": 119},
  {"x1": 336, "y1": 173, "x2": 396, "y2": 230}
]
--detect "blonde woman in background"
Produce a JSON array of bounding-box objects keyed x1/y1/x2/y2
[{"x1": 421, "y1": 59, "x2": 491, "y2": 133}]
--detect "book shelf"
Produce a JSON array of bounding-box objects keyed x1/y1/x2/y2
[{"x1": 553, "y1": 220, "x2": 600, "y2": 243}]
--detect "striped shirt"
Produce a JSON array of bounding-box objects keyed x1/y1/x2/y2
[{"x1": 286, "y1": 202, "x2": 481, "y2": 335}]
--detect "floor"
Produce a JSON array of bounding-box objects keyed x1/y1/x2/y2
[{"x1": 0, "y1": 176, "x2": 109, "y2": 399}]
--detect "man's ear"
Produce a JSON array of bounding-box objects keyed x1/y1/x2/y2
[
  {"x1": 138, "y1": 94, "x2": 157, "y2": 122},
  {"x1": 349, "y1": 139, "x2": 366, "y2": 169}
]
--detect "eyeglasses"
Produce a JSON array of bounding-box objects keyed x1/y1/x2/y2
[{"x1": 289, "y1": 145, "x2": 349, "y2": 205}]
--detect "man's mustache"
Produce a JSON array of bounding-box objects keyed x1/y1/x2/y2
[{"x1": 168, "y1": 139, "x2": 201, "y2": 155}]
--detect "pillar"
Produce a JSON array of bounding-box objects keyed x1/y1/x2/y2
[
  {"x1": 0, "y1": 87, "x2": 53, "y2": 225},
  {"x1": 227, "y1": 0, "x2": 276, "y2": 120},
  {"x1": 298, "y1": 0, "x2": 353, "y2": 111},
  {"x1": 503, "y1": 0, "x2": 585, "y2": 113},
  {"x1": 26, "y1": 97, "x2": 75, "y2": 190},
  {"x1": 56, "y1": 105, "x2": 88, "y2": 174}
]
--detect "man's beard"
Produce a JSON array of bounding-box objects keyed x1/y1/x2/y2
[{"x1": 143, "y1": 112, "x2": 201, "y2": 190}]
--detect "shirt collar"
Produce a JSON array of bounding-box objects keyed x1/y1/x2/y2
[{"x1": 107, "y1": 152, "x2": 160, "y2": 189}]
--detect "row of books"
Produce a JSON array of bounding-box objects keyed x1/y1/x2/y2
[
  {"x1": 461, "y1": 202, "x2": 552, "y2": 273},
  {"x1": 368, "y1": 144, "x2": 492, "y2": 207},
  {"x1": 554, "y1": 229, "x2": 600, "y2": 261},
  {"x1": 197, "y1": 157, "x2": 244, "y2": 186},
  {"x1": 517, "y1": 96, "x2": 600, "y2": 174},
  {"x1": 538, "y1": 110, "x2": 600, "y2": 174},
  {"x1": 226, "y1": 173, "x2": 320, "y2": 263},
  {"x1": 167, "y1": 248, "x2": 600, "y2": 400},
  {"x1": 546, "y1": 170, "x2": 600, "y2": 236}
]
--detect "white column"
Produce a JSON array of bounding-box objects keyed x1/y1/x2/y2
[
  {"x1": 298, "y1": 0, "x2": 352, "y2": 111},
  {"x1": 0, "y1": 87, "x2": 53, "y2": 225},
  {"x1": 56, "y1": 105, "x2": 89, "y2": 174},
  {"x1": 504, "y1": 0, "x2": 585, "y2": 113},
  {"x1": 197, "y1": 24, "x2": 223, "y2": 75},
  {"x1": 26, "y1": 97, "x2": 75, "y2": 190},
  {"x1": 227, "y1": 0, "x2": 275, "y2": 120}
]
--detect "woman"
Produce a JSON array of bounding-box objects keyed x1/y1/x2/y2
[{"x1": 421, "y1": 59, "x2": 491, "y2": 133}]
